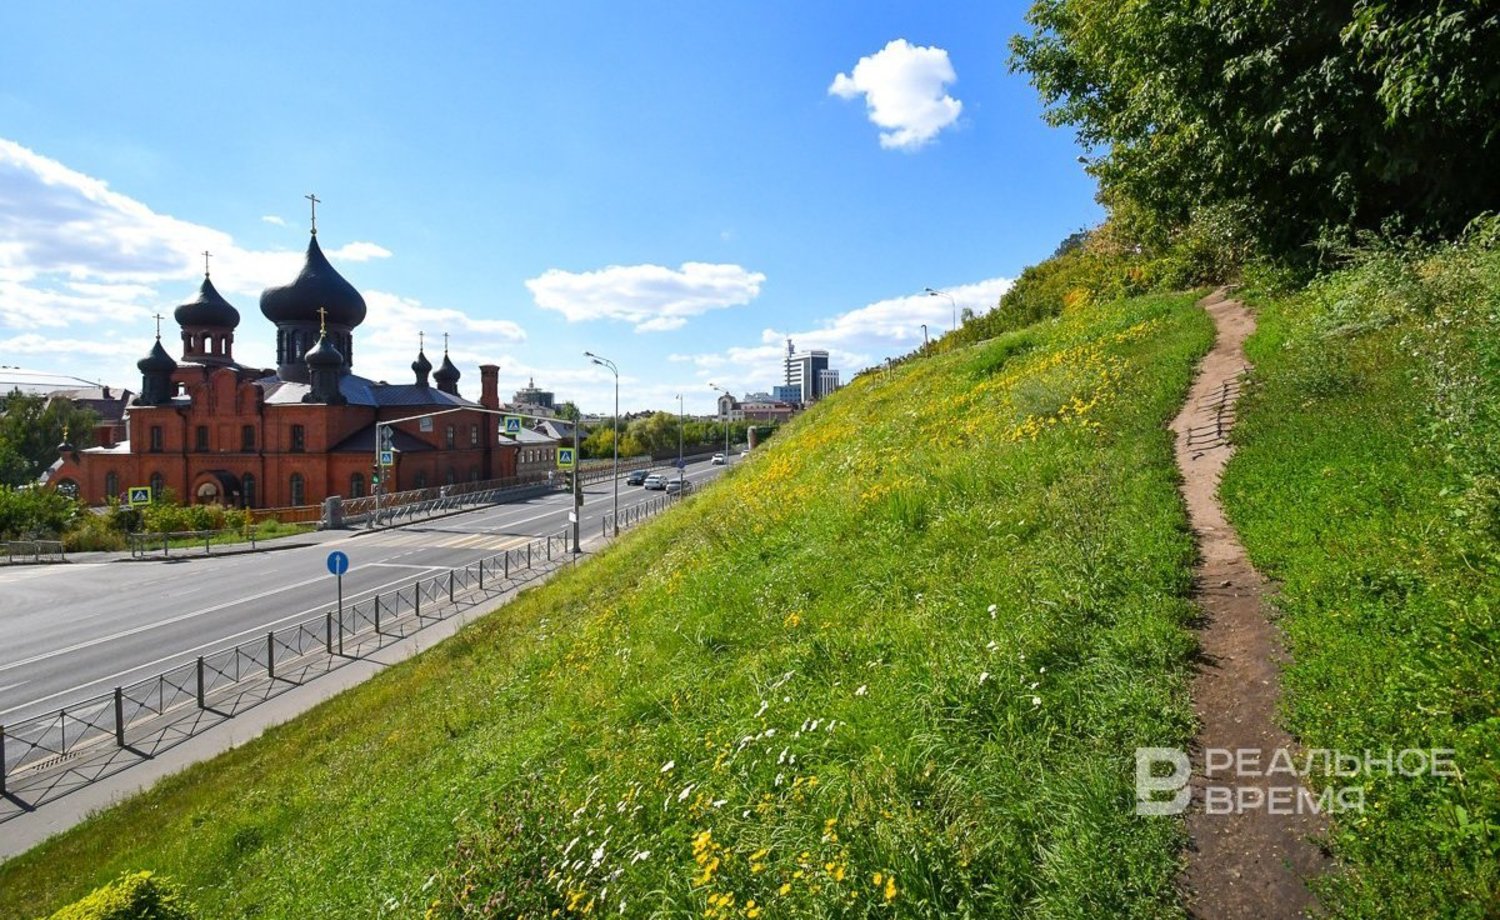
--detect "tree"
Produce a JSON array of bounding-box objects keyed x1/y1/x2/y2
[
  {"x1": 0, "y1": 391, "x2": 100, "y2": 488},
  {"x1": 555, "y1": 401, "x2": 582, "y2": 422},
  {"x1": 1011, "y1": 0, "x2": 1500, "y2": 259}
]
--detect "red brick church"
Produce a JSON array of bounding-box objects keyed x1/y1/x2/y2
[{"x1": 51, "y1": 220, "x2": 515, "y2": 510}]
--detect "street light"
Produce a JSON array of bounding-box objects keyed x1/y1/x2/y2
[
  {"x1": 585, "y1": 351, "x2": 620, "y2": 537},
  {"x1": 920, "y1": 323, "x2": 929, "y2": 345},
  {"x1": 708, "y1": 382, "x2": 731, "y2": 460},
  {"x1": 925, "y1": 287, "x2": 957, "y2": 332}
]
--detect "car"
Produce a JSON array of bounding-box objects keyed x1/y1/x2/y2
[
  {"x1": 711, "y1": 453, "x2": 725, "y2": 465},
  {"x1": 643, "y1": 473, "x2": 666, "y2": 490},
  {"x1": 626, "y1": 468, "x2": 649, "y2": 485},
  {"x1": 665, "y1": 478, "x2": 686, "y2": 494}
]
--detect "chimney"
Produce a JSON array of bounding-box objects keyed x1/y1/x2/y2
[{"x1": 479, "y1": 364, "x2": 500, "y2": 410}]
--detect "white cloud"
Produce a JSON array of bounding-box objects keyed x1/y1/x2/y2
[
  {"x1": 260, "y1": 214, "x2": 286, "y2": 226},
  {"x1": 325, "y1": 240, "x2": 392, "y2": 262},
  {"x1": 0, "y1": 137, "x2": 518, "y2": 389},
  {"x1": 669, "y1": 276, "x2": 1013, "y2": 397},
  {"x1": 525, "y1": 261, "x2": 765, "y2": 333},
  {"x1": 829, "y1": 39, "x2": 962, "y2": 151}
]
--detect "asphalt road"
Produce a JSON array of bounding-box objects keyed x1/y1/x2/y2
[{"x1": 0, "y1": 458, "x2": 728, "y2": 725}]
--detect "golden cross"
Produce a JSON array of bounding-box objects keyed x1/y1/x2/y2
[
  {"x1": 418, "y1": 330, "x2": 424, "y2": 352},
  {"x1": 202, "y1": 250, "x2": 212, "y2": 276},
  {"x1": 443, "y1": 332, "x2": 450, "y2": 354},
  {"x1": 153, "y1": 313, "x2": 163, "y2": 339},
  {"x1": 305, "y1": 193, "x2": 321, "y2": 235},
  {"x1": 317, "y1": 306, "x2": 328, "y2": 334}
]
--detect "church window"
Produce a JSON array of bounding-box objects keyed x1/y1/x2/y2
[
  {"x1": 445, "y1": 425, "x2": 456, "y2": 449},
  {"x1": 149, "y1": 472, "x2": 165, "y2": 499},
  {"x1": 446, "y1": 467, "x2": 456, "y2": 485},
  {"x1": 415, "y1": 470, "x2": 428, "y2": 488},
  {"x1": 290, "y1": 473, "x2": 305, "y2": 506},
  {"x1": 242, "y1": 425, "x2": 255, "y2": 452},
  {"x1": 470, "y1": 424, "x2": 479, "y2": 447},
  {"x1": 242, "y1": 474, "x2": 256, "y2": 508},
  {"x1": 351, "y1": 472, "x2": 366, "y2": 498},
  {"x1": 290, "y1": 424, "x2": 306, "y2": 453},
  {"x1": 195, "y1": 425, "x2": 209, "y2": 452},
  {"x1": 149, "y1": 426, "x2": 163, "y2": 453},
  {"x1": 105, "y1": 471, "x2": 119, "y2": 499}
]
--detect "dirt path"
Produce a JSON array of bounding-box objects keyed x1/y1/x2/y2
[{"x1": 1170, "y1": 289, "x2": 1328, "y2": 918}]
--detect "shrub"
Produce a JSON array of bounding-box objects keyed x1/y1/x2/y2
[
  {"x1": 44, "y1": 871, "x2": 194, "y2": 920},
  {"x1": 0, "y1": 486, "x2": 78, "y2": 540}
]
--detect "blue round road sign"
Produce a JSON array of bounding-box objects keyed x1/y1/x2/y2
[
  {"x1": 676, "y1": 459, "x2": 687, "y2": 469},
  {"x1": 327, "y1": 550, "x2": 349, "y2": 576}
]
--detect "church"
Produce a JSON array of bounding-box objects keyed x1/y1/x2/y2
[{"x1": 50, "y1": 214, "x2": 516, "y2": 510}]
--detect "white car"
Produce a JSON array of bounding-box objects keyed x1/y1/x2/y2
[
  {"x1": 643, "y1": 474, "x2": 666, "y2": 490},
  {"x1": 711, "y1": 453, "x2": 725, "y2": 465},
  {"x1": 665, "y1": 478, "x2": 686, "y2": 494}
]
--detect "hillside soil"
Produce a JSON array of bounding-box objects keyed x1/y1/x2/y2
[{"x1": 1171, "y1": 289, "x2": 1329, "y2": 918}]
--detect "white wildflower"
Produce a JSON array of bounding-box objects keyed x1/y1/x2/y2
[
  {"x1": 979, "y1": 671, "x2": 990, "y2": 684},
  {"x1": 660, "y1": 760, "x2": 675, "y2": 773},
  {"x1": 855, "y1": 684, "x2": 868, "y2": 697}
]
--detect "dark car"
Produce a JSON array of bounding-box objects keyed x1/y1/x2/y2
[{"x1": 626, "y1": 468, "x2": 649, "y2": 485}]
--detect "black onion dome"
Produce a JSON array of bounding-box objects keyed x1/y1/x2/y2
[
  {"x1": 259, "y1": 235, "x2": 367, "y2": 328},
  {"x1": 412, "y1": 350, "x2": 433, "y2": 378},
  {"x1": 174, "y1": 276, "x2": 240, "y2": 329},
  {"x1": 434, "y1": 353, "x2": 461, "y2": 385},
  {"x1": 137, "y1": 339, "x2": 178, "y2": 373},
  {"x1": 304, "y1": 333, "x2": 344, "y2": 368}
]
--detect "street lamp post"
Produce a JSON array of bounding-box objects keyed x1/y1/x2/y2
[
  {"x1": 585, "y1": 351, "x2": 620, "y2": 536},
  {"x1": 709, "y1": 383, "x2": 731, "y2": 460},
  {"x1": 677, "y1": 394, "x2": 684, "y2": 488},
  {"x1": 925, "y1": 287, "x2": 957, "y2": 332},
  {"x1": 920, "y1": 323, "x2": 929, "y2": 345}
]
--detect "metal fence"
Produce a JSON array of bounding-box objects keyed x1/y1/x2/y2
[
  {"x1": 0, "y1": 529, "x2": 574, "y2": 813},
  {"x1": 601, "y1": 486, "x2": 691, "y2": 537},
  {"x1": 1, "y1": 541, "x2": 66, "y2": 565}
]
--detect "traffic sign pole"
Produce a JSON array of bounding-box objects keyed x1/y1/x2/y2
[
  {"x1": 571, "y1": 423, "x2": 581, "y2": 553},
  {"x1": 327, "y1": 551, "x2": 350, "y2": 655}
]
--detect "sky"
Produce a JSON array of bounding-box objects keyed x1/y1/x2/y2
[{"x1": 0, "y1": 1, "x2": 1100, "y2": 415}]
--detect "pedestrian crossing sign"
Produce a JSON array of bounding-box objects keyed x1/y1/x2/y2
[
  {"x1": 503, "y1": 415, "x2": 523, "y2": 434},
  {"x1": 127, "y1": 486, "x2": 152, "y2": 506},
  {"x1": 379, "y1": 450, "x2": 394, "y2": 466},
  {"x1": 557, "y1": 447, "x2": 575, "y2": 470}
]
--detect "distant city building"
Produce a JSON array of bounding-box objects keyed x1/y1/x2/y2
[
  {"x1": 771, "y1": 384, "x2": 801, "y2": 404},
  {"x1": 2, "y1": 368, "x2": 134, "y2": 448},
  {"x1": 783, "y1": 342, "x2": 835, "y2": 404},
  {"x1": 716, "y1": 393, "x2": 743, "y2": 422},
  {"x1": 512, "y1": 377, "x2": 555, "y2": 412},
  {"x1": 818, "y1": 368, "x2": 841, "y2": 399}
]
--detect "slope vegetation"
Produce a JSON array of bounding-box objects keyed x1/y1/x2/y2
[{"x1": 0, "y1": 292, "x2": 1213, "y2": 918}]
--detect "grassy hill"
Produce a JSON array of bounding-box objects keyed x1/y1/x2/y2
[{"x1": 0, "y1": 291, "x2": 1214, "y2": 918}]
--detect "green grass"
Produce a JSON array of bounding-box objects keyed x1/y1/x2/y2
[
  {"x1": 1225, "y1": 238, "x2": 1500, "y2": 917},
  {"x1": 0, "y1": 292, "x2": 1213, "y2": 919}
]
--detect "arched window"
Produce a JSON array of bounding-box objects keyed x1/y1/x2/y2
[
  {"x1": 470, "y1": 424, "x2": 479, "y2": 447},
  {"x1": 149, "y1": 472, "x2": 165, "y2": 500},
  {"x1": 445, "y1": 425, "x2": 456, "y2": 449},
  {"x1": 351, "y1": 472, "x2": 366, "y2": 498},
  {"x1": 242, "y1": 473, "x2": 256, "y2": 508},
  {"x1": 415, "y1": 470, "x2": 428, "y2": 488},
  {"x1": 104, "y1": 471, "x2": 119, "y2": 500},
  {"x1": 290, "y1": 473, "x2": 305, "y2": 506},
  {"x1": 55, "y1": 478, "x2": 79, "y2": 499},
  {"x1": 469, "y1": 467, "x2": 479, "y2": 482},
  {"x1": 446, "y1": 467, "x2": 456, "y2": 485}
]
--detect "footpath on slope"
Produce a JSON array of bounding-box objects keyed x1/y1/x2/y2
[{"x1": 1169, "y1": 289, "x2": 1329, "y2": 919}]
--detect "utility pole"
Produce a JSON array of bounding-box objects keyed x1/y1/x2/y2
[
  {"x1": 585, "y1": 352, "x2": 620, "y2": 536},
  {"x1": 571, "y1": 420, "x2": 581, "y2": 553}
]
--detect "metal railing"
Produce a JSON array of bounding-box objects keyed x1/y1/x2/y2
[
  {"x1": 601, "y1": 485, "x2": 692, "y2": 537},
  {"x1": 1, "y1": 540, "x2": 66, "y2": 565},
  {"x1": 0, "y1": 529, "x2": 575, "y2": 815}
]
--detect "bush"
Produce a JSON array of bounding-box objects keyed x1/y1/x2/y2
[
  {"x1": 0, "y1": 486, "x2": 78, "y2": 540},
  {"x1": 44, "y1": 871, "x2": 194, "y2": 920}
]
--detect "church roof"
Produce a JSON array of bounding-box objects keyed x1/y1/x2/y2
[
  {"x1": 174, "y1": 275, "x2": 240, "y2": 329},
  {"x1": 259, "y1": 234, "x2": 367, "y2": 329},
  {"x1": 329, "y1": 424, "x2": 437, "y2": 454},
  {"x1": 258, "y1": 373, "x2": 480, "y2": 408}
]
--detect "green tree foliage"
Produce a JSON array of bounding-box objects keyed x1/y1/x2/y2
[
  {"x1": 0, "y1": 390, "x2": 100, "y2": 487},
  {"x1": 1011, "y1": 0, "x2": 1500, "y2": 258},
  {"x1": 0, "y1": 485, "x2": 79, "y2": 540}
]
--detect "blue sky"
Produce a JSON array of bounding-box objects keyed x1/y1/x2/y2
[{"x1": 0, "y1": 1, "x2": 1099, "y2": 414}]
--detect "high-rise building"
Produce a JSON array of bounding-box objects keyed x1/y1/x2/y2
[{"x1": 784, "y1": 347, "x2": 832, "y2": 403}]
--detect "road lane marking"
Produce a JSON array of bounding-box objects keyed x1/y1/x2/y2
[{"x1": 0, "y1": 564, "x2": 449, "y2": 718}]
